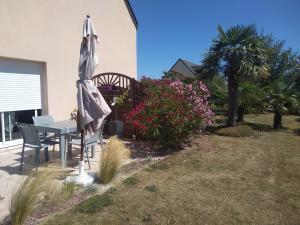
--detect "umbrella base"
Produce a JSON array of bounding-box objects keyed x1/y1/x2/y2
[{"x1": 66, "y1": 161, "x2": 94, "y2": 186}]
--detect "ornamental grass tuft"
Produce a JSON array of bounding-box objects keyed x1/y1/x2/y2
[
  {"x1": 9, "y1": 168, "x2": 60, "y2": 225},
  {"x1": 98, "y1": 136, "x2": 130, "y2": 184}
]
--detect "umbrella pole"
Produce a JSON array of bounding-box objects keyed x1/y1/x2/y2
[
  {"x1": 66, "y1": 127, "x2": 94, "y2": 186},
  {"x1": 80, "y1": 128, "x2": 84, "y2": 161},
  {"x1": 79, "y1": 128, "x2": 85, "y2": 176}
]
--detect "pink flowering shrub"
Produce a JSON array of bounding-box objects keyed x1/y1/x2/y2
[{"x1": 126, "y1": 78, "x2": 214, "y2": 150}]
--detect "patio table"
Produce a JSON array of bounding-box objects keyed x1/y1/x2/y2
[{"x1": 34, "y1": 120, "x2": 77, "y2": 167}]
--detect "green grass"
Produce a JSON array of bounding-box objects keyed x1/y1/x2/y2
[
  {"x1": 148, "y1": 162, "x2": 169, "y2": 171},
  {"x1": 43, "y1": 113, "x2": 300, "y2": 225},
  {"x1": 60, "y1": 182, "x2": 77, "y2": 199},
  {"x1": 75, "y1": 194, "x2": 113, "y2": 214},
  {"x1": 122, "y1": 176, "x2": 138, "y2": 187},
  {"x1": 144, "y1": 185, "x2": 158, "y2": 193}
]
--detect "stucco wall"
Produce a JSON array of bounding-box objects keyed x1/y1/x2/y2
[
  {"x1": 170, "y1": 60, "x2": 195, "y2": 78},
  {"x1": 0, "y1": 0, "x2": 137, "y2": 120}
]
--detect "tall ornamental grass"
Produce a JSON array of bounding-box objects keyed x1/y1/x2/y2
[
  {"x1": 99, "y1": 136, "x2": 130, "y2": 184},
  {"x1": 9, "y1": 168, "x2": 60, "y2": 225}
]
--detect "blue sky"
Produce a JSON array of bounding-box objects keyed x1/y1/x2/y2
[{"x1": 130, "y1": 0, "x2": 300, "y2": 79}]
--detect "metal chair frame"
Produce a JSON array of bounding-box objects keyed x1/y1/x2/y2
[
  {"x1": 16, "y1": 123, "x2": 57, "y2": 170},
  {"x1": 32, "y1": 115, "x2": 59, "y2": 152},
  {"x1": 68, "y1": 119, "x2": 106, "y2": 170}
]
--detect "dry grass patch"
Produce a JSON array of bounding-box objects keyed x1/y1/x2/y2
[{"x1": 43, "y1": 114, "x2": 300, "y2": 225}]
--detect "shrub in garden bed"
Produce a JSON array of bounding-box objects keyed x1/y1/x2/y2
[{"x1": 126, "y1": 78, "x2": 214, "y2": 150}]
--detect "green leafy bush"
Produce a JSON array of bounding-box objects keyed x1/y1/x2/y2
[{"x1": 126, "y1": 78, "x2": 214, "y2": 150}]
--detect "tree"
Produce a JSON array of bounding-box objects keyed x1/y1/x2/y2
[
  {"x1": 262, "y1": 35, "x2": 300, "y2": 84},
  {"x1": 267, "y1": 80, "x2": 298, "y2": 129},
  {"x1": 261, "y1": 35, "x2": 300, "y2": 127},
  {"x1": 162, "y1": 71, "x2": 196, "y2": 84},
  {"x1": 204, "y1": 75, "x2": 228, "y2": 112},
  {"x1": 237, "y1": 82, "x2": 266, "y2": 122},
  {"x1": 202, "y1": 25, "x2": 269, "y2": 126},
  {"x1": 162, "y1": 71, "x2": 186, "y2": 80}
]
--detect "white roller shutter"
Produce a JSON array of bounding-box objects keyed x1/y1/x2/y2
[{"x1": 0, "y1": 59, "x2": 42, "y2": 112}]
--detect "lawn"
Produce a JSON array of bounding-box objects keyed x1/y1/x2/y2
[{"x1": 43, "y1": 113, "x2": 300, "y2": 225}]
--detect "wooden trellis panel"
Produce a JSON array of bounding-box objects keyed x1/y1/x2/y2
[{"x1": 92, "y1": 72, "x2": 143, "y2": 137}]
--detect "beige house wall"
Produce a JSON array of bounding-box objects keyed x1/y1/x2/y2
[{"x1": 0, "y1": 0, "x2": 137, "y2": 120}]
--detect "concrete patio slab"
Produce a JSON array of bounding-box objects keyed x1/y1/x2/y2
[{"x1": 0, "y1": 142, "x2": 104, "y2": 223}]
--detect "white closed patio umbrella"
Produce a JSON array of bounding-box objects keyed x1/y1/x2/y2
[{"x1": 68, "y1": 15, "x2": 111, "y2": 185}]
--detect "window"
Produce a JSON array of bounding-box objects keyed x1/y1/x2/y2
[{"x1": 0, "y1": 109, "x2": 41, "y2": 146}]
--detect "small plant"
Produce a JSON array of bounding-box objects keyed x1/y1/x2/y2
[
  {"x1": 144, "y1": 185, "x2": 158, "y2": 192},
  {"x1": 115, "y1": 90, "x2": 128, "y2": 106},
  {"x1": 98, "y1": 136, "x2": 130, "y2": 184},
  {"x1": 107, "y1": 187, "x2": 118, "y2": 194},
  {"x1": 60, "y1": 182, "x2": 77, "y2": 199},
  {"x1": 122, "y1": 176, "x2": 138, "y2": 187},
  {"x1": 70, "y1": 107, "x2": 78, "y2": 121},
  {"x1": 9, "y1": 168, "x2": 59, "y2": 225},
  {"x1": 83, "y1": 185, "x2": 98, "y2": 194},
  {"x1": 141, "y1": 214, "x2": 152, "y2": 222},
  {"x1": 111, "y1": 90, "x2": 129, "y2": 120},
  {"x1": 75, "y1": 194, "x2": 113, "y2": 214}
]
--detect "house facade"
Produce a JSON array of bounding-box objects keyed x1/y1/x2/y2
[
  {"x1": 0, "y1": 0, "x2": 137, "y2": 148},
  {"x1": 168, "y1": 59, "x2": 201, "y2": 78}
]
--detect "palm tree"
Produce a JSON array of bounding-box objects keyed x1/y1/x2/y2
[
  {"x1": 237, "y1": 82, "x2": 266, "y2": 122},
  {"x1": 205, "y1": 75, "x2": 228, "y2": 112},
  {"x1": 202, "y1": 25, "x2": 269, "y2": 126},
  {"x1": 267, "y1": 80, "x2": 298, "y2": 129}
]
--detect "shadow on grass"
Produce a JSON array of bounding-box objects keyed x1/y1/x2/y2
[
  {"x1": 205, "y1": 125, "x2": 227, "y2": 135},
  {"x1": 206, "y1": 121, "x2": 274, "y2": 137},
  {"x1": 215, "y1": 118, "x2": 227, "y2": 124},
  {"x1": 293, "y1": 128, "x2": 300, "y2": 136},
  {"x1": 243, "y1": 122, "x2": 273, "y2": 132},
  {"x1": 207, "y1": 120, "x2": 287, "y2": 136}
]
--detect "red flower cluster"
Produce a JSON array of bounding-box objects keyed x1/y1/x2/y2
[{"x1": 126, "y1": 78, "x2": 214, "y2": 150}]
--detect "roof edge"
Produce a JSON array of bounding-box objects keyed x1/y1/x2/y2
[
  {"x1": 124, "y1": 0, "x2": 138, "y2": 29},
  {"x1": 168, "y1": 58, "x2": 181, "y2": 73},
  {"x1": 179, "y1": 59, "x2": 197, "y2": 75}
]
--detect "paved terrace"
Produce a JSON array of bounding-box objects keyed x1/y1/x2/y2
[{"x1": 0, "y1": 143, "x2": 104, "y2": 222}]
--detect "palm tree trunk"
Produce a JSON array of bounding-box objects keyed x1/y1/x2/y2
[
  {"x1": 227, "y1": 75, "x2": 238, "y2": 127},
  {"x1": 273, "y1": 110, "x2": 282, "y2": 129},
  {"x1": 237, "y1": 105, "x2": 244, "y2": 122}
]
